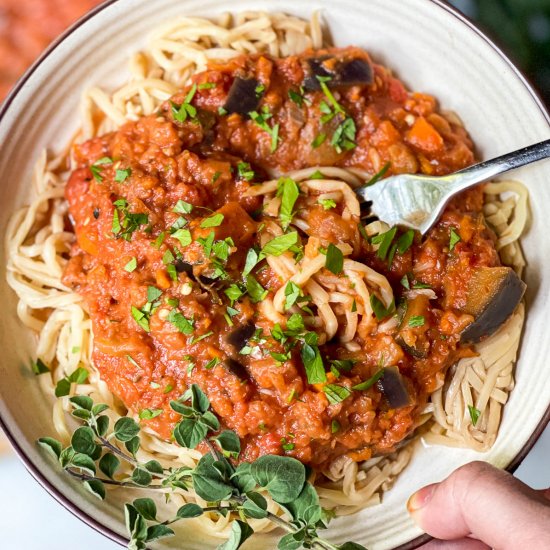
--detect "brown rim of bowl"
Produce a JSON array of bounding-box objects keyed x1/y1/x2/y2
[{"x1": 0, "y1": 0, "x2": 549, "y2": 548}]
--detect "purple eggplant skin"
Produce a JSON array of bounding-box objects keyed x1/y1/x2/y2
[
  {"x1": 303, "y1": 56, "x2": 373, "y2": 90},
  {"x1": 223, "y1": 77, "x2": 262, "y2": 116},
  {"x1": 226, "y1": 322, "x2": 256, "y2": 351},
  {"x1": 461, "y1": 267, "x2": 526, "y2": 344},
  {"x1": 378, "y1": 366, "x2": 412, "y2": 409}
]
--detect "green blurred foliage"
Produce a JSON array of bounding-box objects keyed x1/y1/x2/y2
[{"x1": 451, "y1": 0, "x2": 550, "y2": 103}]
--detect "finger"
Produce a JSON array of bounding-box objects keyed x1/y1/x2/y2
[
  {"x1": 540, "y1": 487, "x2": 550, "y2": 501},
  {"x1": 407, "y1": 461, "x2": 550, "y2": 549},
  {"x1": 421, "y1": 538, "x2": 490, "y2": 550}
]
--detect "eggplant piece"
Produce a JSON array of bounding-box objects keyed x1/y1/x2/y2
[
  {"x1": 226, "y1": 322, "x2": 256, "y2": 351},
  {"x1": 461, "y1": 267, "x2": 526, "y2": 343},
  {"x1": 223, "y1": 77, "x2": 262, "y2": 116},
  {"x1": 225, "y1": 358, "x2": 250, "y2": 381},
  {"x1": 303, "y1": 56, "x2": 373, "y2": 91},
  {"x1": 395, "y1": 295, "x2": 429, "y2": 359},
  {"x1": 378, "y1": 366, "x2": 412, "y2": 409},
  {"x1": 175, "y1": 259, "x2": 195, "y2": 277}
]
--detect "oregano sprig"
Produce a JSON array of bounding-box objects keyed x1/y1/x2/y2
[{"x1": 37, "y1": 385, "x2": 366, "y2": 550}]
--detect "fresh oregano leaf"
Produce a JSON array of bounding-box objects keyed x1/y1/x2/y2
[
  {"x1": 200, "y1": 411, "x2": 220, "y2": 431},
  {"x1": 231, "y1": 462, "x2": 257, "y2": 494},
  {"x1": 250, "y1": 455, "x2": 306, "y2": 504},
  {"x1": 37, "y1": 437, "x2": 62, "y2": 459},
  {"x1": 125, "y1": 436, "x2": 141, "y2": 457},
  {"x1": 71, "y1": 453, "x2": 97, "y2": 476},
  {"x1": 339, "y1": 543, "x2": 368, "y2": 550},
  {"x1": 83, "y1": 479, "x2": 105, "y2": 500},
  {"x1": 71, "y1": 426, "x2": 97, "y2": 456},
  {"x1": 144, "y1": 460, "x2": 164, "y2": 475},
  {"x1": 278, "y1": 532, "x2": 304, "y2": 550},
  {"x1": 192, "y1": 453, "x2": 233, "y2": 502},
  {"x1": 145, "y1": 525, "x2": 174, "y2": 543},
  {"x1": 59, "y1": 447, "x2": 76, "y2": 469},
  {"x1": 182, "y1": 383, "x2": 210, "y2": 414},
  {"x1": 131, "y1": 468, "x2": 152, "y2": 487},
  {"x1": 92, "y1": 403, "x2": 109, "y2": 415},
  {"x1": 176, "y1": 503, "x2": 204, "y2": 518},
  {"x1": 213, "y1": 430, "x2": 241, "y2": 458},
  {"x1": 54, "y1": 378, "x2": 71, "y2": 398},
  {"x1": 133, "y1": 497, "x2": 157, "y2": 521},
  {"x1": 69, "y1": 395, "x2": 93, "y2": 411},
  {"x1": 243, "y1": 492, "x2": 268, "y2": 519},
  {"x1": 99, "y1": 452, "x2": 120, "y2": 479},
  {"x1": 218, "y1": 520, "x2": 254, "y2": 550},
  {"x1": 281, "y1": 482, "x2": 321, "y2": 523},
  {"x1": 95, "y1": 415, "x2": 110, "y2": 437},
  {"x1": 114, "y1": 417, "x2": 140, "y2": 442},
  {"x1": 173, "y1": 418, "x2": 208, "y2": 449}
]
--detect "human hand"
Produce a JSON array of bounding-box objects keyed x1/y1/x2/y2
[{"x1": 407, "y1": 461, "x2": 550, "y2": 549}]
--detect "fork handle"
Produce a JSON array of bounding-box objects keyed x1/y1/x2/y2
[{"x1": 450, "y1": 138, "x2": 550, "y2": 192}]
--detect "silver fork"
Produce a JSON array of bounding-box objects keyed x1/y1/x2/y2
[{"x1": 356, "y1": 139, "x2": 550, "y2": 234}]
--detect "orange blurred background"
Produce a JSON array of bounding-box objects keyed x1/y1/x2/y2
[{"x1": 0, "y1": 0, "x2": 103, "y2": 100}]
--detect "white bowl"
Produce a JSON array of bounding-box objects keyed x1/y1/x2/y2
[{"x1": 0, "y1": 1, "x2": 549, "y2": 549}]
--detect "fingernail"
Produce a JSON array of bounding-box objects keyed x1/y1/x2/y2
[{"x1": 407, "y1": 483, "x2": 437, "y2": 513}]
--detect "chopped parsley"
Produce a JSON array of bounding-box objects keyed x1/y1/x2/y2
[
  {"x1": 331, "y1": 419, "x2": 340, "y2": 434},
  {"x1": 171, "y1": 84, "x2": 198, "y2": 123},
  {"x1": 288, "y1": 88, "x2": 304, "y2": 107},
  {"x1": 323, "y1": 384, "x2": 351, "y2": 405},
  {"x1": 90, "y1": 157, "x2": 113, "y2": 183},
  {"x1": 124, "y1": 257, "x2": 137, "y2": 272},
  {"x1": 111, "y1": 199, "x2": 149, "y2": 241},
  {"x1": 325, "y1": 243, "x2": 344, "y2": 275},
  {"x1": 311, "y1": 133, "x2": 327, "y2": 148},
  {"x1": 371, "y1": 227, "x2": 398, "y2": 261},
  {"x1": 168, "y1": 309, "x2": 195, "y2": 335},
  {"x1": 173, "y1": 200, "x2": 194, "y2": 214},
  {"x1": 115, "y1": 167, "x2": 132, "y2": 183},
  {"x1": 225, "y1": 284, "x2": 244, "y2": 304},
  {"x1": 396, "y1": 230, "x2": 415, "y2": 254},
  {"x1": 172, "y1": 228, "x2": 192, "y2": 247},
  {"x1": 200, "y1": 213, "x2": 224, "y2": 228},
  {"x1": 364, "y1": 162, "x2": 391, "y2": 187},
  {"x1": 331, "y1": 117, "x2": 356, "y2": 154},
  {"x1": 284, "y1": 281, "x2": 301, "y2": 310},
  {"x1": 198, "y1": 82, "x2": 216, "y2": 90},
  {"x1": 352, "y1": 369, "x2": 384, "y2": 391},
  {"x1": 277, "y1": 177, "x2": 300, "y2": 230},
  {"x1": 249, "y1": 108, "x2": 280, "y2": 152},
  {"x1": 237, "y1": 162, "x2": 255, "y2": 182},
  {"x1": 245, "y1": 275, "x2": 268, "y2": 303},
  {"x1": 468, "y1": 404, "x2": 481, "y2": 426},
  {"x1": 261, "y1": 232, "x2": 298, "y2": 257},
  {"x1": 131, "y1": 306, "x2": 150, "y2": 332},
  {"x1": 152, "y1": 231, "x2": 166, "y2": 249},
  {"x1": 139, "y1": 409, "x2": 163, "y2": 420},
  {"x1": 370, "y1": 295, "x2": 395, "y2": 320},
  {"x1": 301, "y1": 341, "x2": 326, "y2": 385},
  {"x1": 318, "y1": 198, "x2": 336, "y2": 210},
  {"x1": 449, "y1": 227, "x2": 461, "y2": 251},
  {"x1": 31, "y1": 358, "x2": 49, "y2": 375},
  {"x1": 204, "y1": 357, "x2": 220, "y2": 370},
  {"x1": 408, "y1": 315, "x2": 425, "y2": 328}
]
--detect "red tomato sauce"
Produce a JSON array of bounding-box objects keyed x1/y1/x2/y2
[{"x1": 63, "y1": 48, "x2": 499, "y2": 469}]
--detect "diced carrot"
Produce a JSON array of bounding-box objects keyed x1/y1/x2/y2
[
  {"x1": 155, "y1": 269, "x2": 172, "y2": 290},
  {"x1": 406, "y1": 116, "x2": 444, "y2": 153}
]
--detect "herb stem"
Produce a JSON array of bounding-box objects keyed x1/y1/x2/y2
[
  {"x1": 98, "y1": 436, "x2": 138, "y2": 466},
  {"x1": 97, "y1": 435, "x2": 165, "y2": 480},
  {"x1": 66, "y1": 470, "x2": 166, "y2": 490}
]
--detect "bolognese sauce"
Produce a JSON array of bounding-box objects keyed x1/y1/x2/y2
[{"x1": 63, "y1": 47, "x2": 501, "y2": 469}]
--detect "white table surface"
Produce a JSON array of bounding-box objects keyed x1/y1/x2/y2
[{"x1": 0, "y1": 423, "x2": 548, "y2": 549}]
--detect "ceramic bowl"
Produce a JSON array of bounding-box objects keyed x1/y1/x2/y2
[{"x1": 0, "y1": 0, "x2": 549, "y2": 549}]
